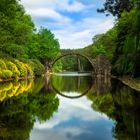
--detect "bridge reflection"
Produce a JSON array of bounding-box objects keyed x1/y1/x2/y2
[{"x1": 44, "y1": 73, "x2": 111, "y2": 99}]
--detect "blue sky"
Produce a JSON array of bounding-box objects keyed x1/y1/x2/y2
[{"x1": 21, "y1": 0, "x2": 114, "y2": 49}]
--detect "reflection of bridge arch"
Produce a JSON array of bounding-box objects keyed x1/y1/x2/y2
[
  {"x1": 51, "y1": 76, "x2": 93, "y2": 99},
  {"x1": 51, "y1": 53, "x2": 95, "y2": 72}
]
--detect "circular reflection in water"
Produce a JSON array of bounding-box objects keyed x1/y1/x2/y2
[{"x1": 51, "y1": 73, "x2": 93, "y2": 99}]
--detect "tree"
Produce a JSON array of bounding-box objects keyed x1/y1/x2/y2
[
  {"x1": 76, "y1": 27, "x2": 116, "y2": 60},
  {"x1": 97, "y1": 0, "x2": 134, "y2": 17},
  {"x1": 28, "y1": 27, "x2": 60, "y2": 63},
  {"x1": 112, "y1": 5, "x2": 140, "y2": 76},
  {"x1": 98, "y1": 0, "x2": 140, "y2": 77},
  {"x1": 0, "y1": 0, "x2": 34, "y2": 58}
]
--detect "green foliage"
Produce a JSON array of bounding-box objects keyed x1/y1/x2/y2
[
  {"x1": 27, "y1": 27, "x2": 60, "y2": 63},
  {"x1": 60, "y1": 50, "x2": 94, "y2": 72},
  {"x1": 0, "y1": 78, "x2": 59, "y2": 139},
  {"x1": 13, "y1": 60, "x2": 27, "y2": 77},
  {"x1": 112, "y1": 6, "x2": 140, "y2": 76},
  {"x1": 61, "y1": 56, "x2": 78, "y2": 71},
  {"x1": 52, "y1": 59, "x2": 63, "y2": 72},
  {"x1": 0, "y1": 0, "x2": 34, "y2": 58},
  {"x1": 76, "y1": 27, "x2": 116, "y2": 61},
  {"x1": 0, "y1": 80, "x2": 33, "y2": 101},
  {"x1": 24, "y1": 64, "x2": 34, "y2": 77},
  {"x1": 19, "y1": 59, "x2": 45, "y2": 76},
  {"x1": 91, "y1": 45, "x2": 113, "y2": 59},
  {"x1": 87, "y1": 78, "x2": 140, "y2": 140},
  {"x1": 0, "y1": 58, "x2": 45, "y2": 80},
  {"x1": 30, "y1": 59, "x2": 44, "y2": 76},
  {"x1": 6, "y1": 60, "x2": 20, "y2": 78},
  {"x1": 0, "y1": 0, "x2": 61, "y2": 77},
  {"x1": 0, "y1": 59, "x2": 7, "y2": 70},
  {"x1": 0, "y1": 59, "x2": 35, "y2": 79},
  {"x1": 97, "y1": 0, "x2": 134, "y2": 17},
  {"x1": 97, "y1": 1, "x2": 140, "y2": 77},
  {"x1": 0, "y1": 59, "x2": 37, "y2": 79},
  {"x1": 0, "y1": 51, "x2": 12, "y2": 59},
  {"x1": 51, "y1": 75, "x2": 92, "y2": 93},
  {"x1": 0, "y1": 70, "x2": 13, "y2": 79}
]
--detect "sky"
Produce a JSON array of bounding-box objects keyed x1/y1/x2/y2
[{"x1": 21, "y1": 0, "x2": 114, "y2": 49}]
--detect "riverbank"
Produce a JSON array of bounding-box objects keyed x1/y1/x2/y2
[
  {"x1": 1, "y1": 70, "x2": 140, "y2": 93},
  {"x1": 0, "y1": 76, "x2": 35, "y2": 82},
  {"x1": 0, "y1": 59, "x2": 44, "y2": 82},
  {"x1": 117, "y1": 76, "x2": 140, "y2": 92}
]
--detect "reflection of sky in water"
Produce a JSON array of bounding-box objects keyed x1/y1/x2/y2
[
  {"x1": 53, "y1": 73, "x2": 91, "y2": 76},
  {"x1": 60, "y1": 91, "x2": 81, "y2": 96},
  {"x1": 30, "y1": 95, "x2": 115, "y2": 140}
]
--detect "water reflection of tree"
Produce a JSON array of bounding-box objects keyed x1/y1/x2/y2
[
  {"x1": 0, "y1": 78, "x2": 59, "y2": 140},
  {"x1": 0, "y1": 80, "x2": 33, "y2": 102},
  {"x1": 89, "y1": 76, "x2": 111, "y2": 95},
  {"x1": 88, "y1": 79, "x2": 140, "y2": 140},
  {"x1": 51, "y1": 75, "x2": 92, "y2": 93}
]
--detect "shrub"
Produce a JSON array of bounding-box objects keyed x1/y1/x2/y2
[
  {"x1": 0, "y1": 70, "x2": 13, "y2": 79},
  {"x1": 0, "y1": 59, "x2": 7, "y2": 70},
  {"x1": 25, "y1": 64, "x2": 34, "y2": 77},
  {"x1": 14, "y1": 59, "x2": 44, "y2": 76},
  {"x1": 0, "y1": 59, "x2": 36, "y2": 80},
  {"x1": 30, "y1": 59, "x2": 44, "y2": 76},
  {"x1": 6, "y1": 61, "x2": 20, "y2": 78},
  {"x1": 13, "y1": 60, "x2": 27, "y2": 77},
  {"x1": 0, "y1": 82, "x2": 13, "y2": 92}
]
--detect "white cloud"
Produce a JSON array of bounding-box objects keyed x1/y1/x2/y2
[
  {"x1": 30, "y1": 92, "x2": 115, "y2": 140},
  {"x1": 21, "y1": 0, "x2": 114, "y2": 49},
  {"x1": 21, "y1": 0, "x2": 55, "y2": 8},
  {"x1": 34, "y1": 96, "x2": 110, "y2": 130},
  {"x1": 53, "y1": 18, "x2": 114, "y2": 49},
  {"x1": 21, "y1": 0, "x2": 93, "y2": 13},
  {"x1": 26, "y1": 8, "x2": 72, "y2": 23},
  {"x1": 55, "y1": 1, "x2": 94, "y2": 12}
]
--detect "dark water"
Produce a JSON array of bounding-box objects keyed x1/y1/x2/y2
[{"x1": 0, "y1": 74, "x2": 140, "y2": 140}]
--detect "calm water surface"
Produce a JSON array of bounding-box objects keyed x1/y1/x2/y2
[{"x1": 0, "y1": 74, "x2": 140, "y2": 140}]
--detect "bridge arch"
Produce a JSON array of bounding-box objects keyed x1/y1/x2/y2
[{"x1": 51, "y1": 53, "x2": 95, "y2": 72}]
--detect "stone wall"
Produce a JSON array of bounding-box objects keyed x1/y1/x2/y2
[{"x1": 92, "y1": 55, "x2": 111, "y2": 77}]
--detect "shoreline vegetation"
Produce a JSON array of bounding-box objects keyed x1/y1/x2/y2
[
  {"x1": 0, "y1": 0, "x2": 61, "y2": 81},
  {"x1": 118, "y1": 76, "x2": 140, "y2": 92},
  {"x1": 1, "y1": 68, "x2": 140, "y2": 93},
  {"x1": 0, "y1": 59, "x2": 44, "y2": 82},
  {"x1": 0, "y1": 0, "x2": 140, "y2": 83}
]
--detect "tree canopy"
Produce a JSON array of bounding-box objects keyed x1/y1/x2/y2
[
  {"x1": 0, "y1": 0, "x2": 35, "y2": 58},
  {"x1": 97, "y1": 0, "x2": 135, "y2": 17},
  {"x1": 28, "y1": 28, "x2": 60, "y2": 63},
  {"x1": 0, "y1": 0, "x2": 60, "y2": 63}
]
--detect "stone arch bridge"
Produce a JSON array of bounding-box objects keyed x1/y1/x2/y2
[{"x1": 45, "y1": 53, "x2": 111, "y2": 76}]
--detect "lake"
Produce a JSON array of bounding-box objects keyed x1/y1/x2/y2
[{"x1": 0, "y1": 73, "x2": 140, "y2": 140}]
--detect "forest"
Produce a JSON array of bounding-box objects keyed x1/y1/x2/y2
[
  {"x1": 62, "y1": 0, "x2": 140, "y2": 77},
  {"x1": 0, "y1": 0, "x2": 140, "y2": 81},
  {"x1": 0, "y1": 0, "x2": 60, "y2": 80}
]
